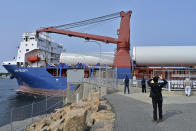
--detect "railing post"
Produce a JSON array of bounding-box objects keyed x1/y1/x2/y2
[
  {"x1": 76, "y1": 93, "x2": 79, "y2": 103},
  {"x1": 31, "y1": 102, "x2": 34, "y2": 124},
  {"x1": 99, "y1": 87, "x2": 101, "y2": 98},
  {"x1": 46, "y1": 95, "x2": 48, "y2": 115},
  {"x1": 112, "y1": 69, "x2": 114, "y2": 89},
  {"x1": 114, "y1": 68, "x2": 117, "y2": 89},
  {"x1": 65, "y1": 97, "x2": 68, "y2": 104},
  {"x1": 168, "y1": 80, "x2": 171, "y2": 91},
  {"x1": 81, "y1": 78, "x2": 84, "y2": 99},
  {"x1": 67, "y1": 83, "x2": 70, "y2": 103},
  {"x1": 63, "y1": 91, "x2": 64, "y2": 104},
  {"x1": 82, "y1": 80, "x2": 85, "y2": 99},
  {"x1": 63, "y1": 90, "x2": 66, "y2": 105},
  {"x1": 10, "y1": 108, "x2": 13, "y2": 131}
]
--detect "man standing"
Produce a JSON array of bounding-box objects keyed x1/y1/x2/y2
[
  {"x1": 184, "y1": 78, "x2": 192, "y2": 96},
  {"x1": 124, "y1": 75, "x2": 130, "y2": 94},
  {"x1": 147, "y1": 75, "x2": 167, "y2": 122},
  {"x1": 141, "y1": 77, "x2": 146, "y2": 93}
]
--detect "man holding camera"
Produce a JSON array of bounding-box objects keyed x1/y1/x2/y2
[{"x1": 148, "y1": 75, "x2": 168, "y2": 122}]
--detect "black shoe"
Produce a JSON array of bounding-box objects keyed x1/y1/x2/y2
[
  {"x1": 152, "y1": 120, "x2": 157, "y2": 123},
  {"x1": 159, "y1": 119, "x2": 163, "y2": 122}
]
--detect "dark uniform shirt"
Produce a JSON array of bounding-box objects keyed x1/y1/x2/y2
[
  {"x1": 124, "y1": 76, "x2": 129, "y2": 86},
  {"x1": 147, "y1": 79, "x2": 168, "y2": 100},
  {"x1": 141, "y1": 78, "x2": 146, "y2": 86}
]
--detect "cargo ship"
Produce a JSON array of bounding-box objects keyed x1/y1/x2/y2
[
  {"x1": 2, "y1": 11, "x2": 136, "y2": 96},
  {"x1": 3, "y1": 32, "x2": 113, "y2": 96}
]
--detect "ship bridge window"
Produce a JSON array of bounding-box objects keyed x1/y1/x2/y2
[
  {"x1": 61, "y1": 69, "x2": 67, "y2": 77},
  {"x1": 24, "y1": 36, "x2": 29, "y2": 42},
  {"x1": 47, "y1": 68, "x2": 57, "y2": 76},
  {"x1": 26, "y1": 49, "x2": 29, "y2": 52},
  {"x1": 46, "y1": 68, "x2": 67, "y2": 77}
]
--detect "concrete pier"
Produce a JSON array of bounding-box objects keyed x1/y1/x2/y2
[{"x1": 106, "y1": 86, "x2": 196, "y2": 131}]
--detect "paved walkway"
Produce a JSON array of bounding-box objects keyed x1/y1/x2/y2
[{"x1": 106, "y1": 87, "x2": 196, "y2": 131}]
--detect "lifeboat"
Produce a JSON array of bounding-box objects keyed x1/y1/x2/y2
[{"x1": 28, "y1": 56, "x2": 40, "y2": 62}]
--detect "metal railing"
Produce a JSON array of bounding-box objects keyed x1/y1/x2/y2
[{"x1": 0, "y1": 95, "x2": 64, "y2": 131}]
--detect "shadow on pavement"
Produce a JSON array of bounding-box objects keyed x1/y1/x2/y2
[
  {"x1": 107, "y1": 89, "x2": 120, "y2": 94},
  {"x1": 163, "y1": 110, "x2": 183, "y2": 121}
]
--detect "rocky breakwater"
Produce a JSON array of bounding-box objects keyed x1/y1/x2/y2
[{"x1": 25, "y1": 89, "x2": 115, "y2": 131}]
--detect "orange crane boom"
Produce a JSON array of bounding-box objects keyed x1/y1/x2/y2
[
  {"x1": 36, "y1": 27, "x2": 120, "y2": 44},
  {"x1": 36, "y1": 11, "x2": 132, "y2": 68}
]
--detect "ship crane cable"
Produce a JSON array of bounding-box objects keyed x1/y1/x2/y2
[
  {"x1": 76, "y1": 17, "x2": 119, "y2": 33},
  {"x1": 62, "y1": 16, "x2": 120, "y2": 30},
  {"x1": 47, "y1": 11, "x2": 121, "y2": 30}
]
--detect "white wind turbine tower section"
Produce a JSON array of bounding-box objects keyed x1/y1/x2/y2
[
  {"x1": 133, "y1": 46, "x2": 196, "y2": 66},
  {"x1": 60, "y1": 52, "x2": 114, "y2": 66}
]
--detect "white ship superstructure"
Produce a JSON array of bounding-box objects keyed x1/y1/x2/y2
[
  {"x1": 16, "y1": 32, "x2": 63, "y2": 67},
  {"x1": 3, "y1": 32, "x2": 113, "y2": 67}
]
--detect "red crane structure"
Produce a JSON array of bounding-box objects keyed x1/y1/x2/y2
[{"x1": 36, "y1": 11, "x2": 132, "y2": 71}]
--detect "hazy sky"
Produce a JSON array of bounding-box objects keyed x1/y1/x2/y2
[{"x1": 0, "y1": 0, "x2": 196, "y2": 72}]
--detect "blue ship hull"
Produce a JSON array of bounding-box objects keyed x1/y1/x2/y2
[
  {"x1": 3, "y1": 64, "x2": 132, "y2": 96},
  {"x1": 3, "y1": 65, "x2": 73, "y2": 96}
]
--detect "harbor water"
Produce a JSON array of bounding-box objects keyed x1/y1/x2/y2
[{"x1": 0, "y1": 79, "x2": 47, "y2": 127}]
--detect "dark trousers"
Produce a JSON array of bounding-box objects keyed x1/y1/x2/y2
[
  {"x1": 152, "y1": 99, "x2": 163, "y2": 120},
  {"x1": 142, "y1": 85, "x2": 146, "y2": 93},
  {"x1": 124, "y1": 85, "x2": 130, "y2": 94}
]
